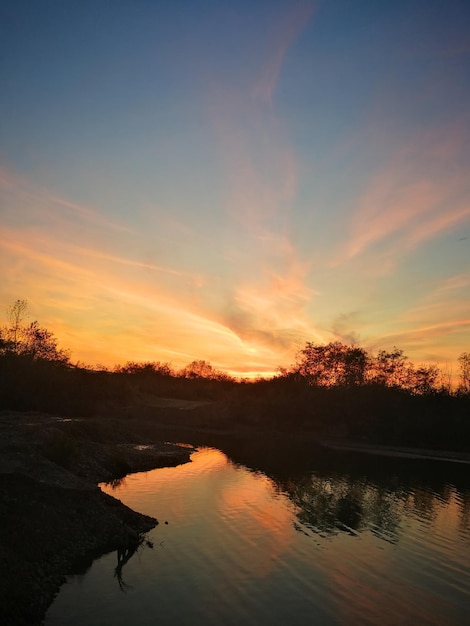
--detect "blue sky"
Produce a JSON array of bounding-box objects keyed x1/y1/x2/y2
[{"x1": 1, "y1": 0, "x2": 469, "y2": 377}]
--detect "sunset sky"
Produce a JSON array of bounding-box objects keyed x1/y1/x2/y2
[{"x1": 1, "y1": 0, "x2": 469, "y2": 378}]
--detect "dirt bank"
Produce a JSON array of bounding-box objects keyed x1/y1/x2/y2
[{"x1": 0, "y1": 411, "x2": 193, "y2": 626}]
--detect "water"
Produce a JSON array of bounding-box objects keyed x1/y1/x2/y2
[{"x1": 46, "y1": 445, "x2": 470, "y2": 625}]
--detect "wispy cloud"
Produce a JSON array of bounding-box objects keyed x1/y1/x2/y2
[
  {"x1": 370, "y1": 270, "x2": 470, "y2": 366},
  {"x1": 434, "y1": 272, "x2": 470, "y2": 293},
  {"x1": 405, "y1": 203, "x2": 470, "y2": 249},
  {"x1": 395, "y1": 272, "x2": 470, "y2": 328},
  {"x1": 47, "y1": 195, "x2": 132, "y2": 233},
  {"x1": 0, "y1": 165, "x2": 130, "y2": 233},
  {"x1": 251, "y1": 2, "x2": 317, "y2": 107},
  {"x1": 377, "y1": 319, "x2": 470, "y2": 347},
  {"x1": 340, "y1": 121, "x2": 470, "y2": 263},
  {"x1": 207, "y1": 3, "x2": 316, "y2": 237}
]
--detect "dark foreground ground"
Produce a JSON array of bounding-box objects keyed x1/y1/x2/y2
[{"x1": 0, "y1": 411, "x2": 193, "y2": 626}]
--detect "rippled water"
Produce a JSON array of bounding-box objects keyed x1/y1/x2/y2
[{"x1": 46, "y1": 446, "x2": 470, "y2": 625}]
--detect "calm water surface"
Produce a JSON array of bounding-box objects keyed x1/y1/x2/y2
[{"x1": 46, "y1": 446, "x2": 470, "y2": 625}]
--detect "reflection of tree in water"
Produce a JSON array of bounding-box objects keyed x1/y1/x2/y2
[
  {"x1": 404, "y1": 487, "x2": 440, "y2": 524},
  {"x1": 284, "y1": 471, "x2": 470, "y2": 545},
  {"x1": 268, "y1": 451, "x2": 470, "y2": 545},
  {"x1": 114, "y1": 523, "x2": 153, "y2": 591},
  {"x1": 285, "y1": 475, "x2": 402, "y2": 543},
  {"x1": 366, "y1": 489, "x2": 402, "y2": 543},
  {"x1": 459, "y1": 491, "x2": 470, "y2": 533},
  {"x1": 106, "y1": 476, "x2": 128, "y2": 490},
  {"x1": 216, "y1": 433, "x2": 470, "y2": 544}
]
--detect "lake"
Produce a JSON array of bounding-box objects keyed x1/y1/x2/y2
[{"x1": 46, "y1": 444, "x2": 470, "y2": 625}]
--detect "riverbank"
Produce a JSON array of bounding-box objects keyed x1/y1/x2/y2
[
  {"x1": 0, "y1": 411, "x2": 193, "y2": 626},
  {"x1": 320, "y1": 439, "x2": 470, "y2": 464}
]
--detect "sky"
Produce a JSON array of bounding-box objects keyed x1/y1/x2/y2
[{"x1": 1, "y1": 0, "x2": 469, "y2": 379}]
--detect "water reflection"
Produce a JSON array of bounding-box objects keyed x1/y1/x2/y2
[
  {"x1": 211, "y1": 434, "x2": 470, "y2": 545},
  {"x1": 46, "y1": 445, "x2": 470, "y2": 626},
  {"x1": 108, "y1": 476, "x2": 126, "y2": 489},
  {"x1": 280, "y1": 464, "x2": 470, "y2": 547},
  {"x1": 284, "y1": 474, "x2": 401, "y2": 542},
  {"x1": 113, "y1": 523, "x2": 154, "y2": 591}
]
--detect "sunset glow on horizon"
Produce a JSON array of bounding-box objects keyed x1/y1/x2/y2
[{"x1": 1, "y1": 1, "x2": 469, "y2": 379}]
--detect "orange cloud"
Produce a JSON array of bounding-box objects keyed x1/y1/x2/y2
[
  {"x1": 378, "y1": 319, "x2": 470, "y2": 344},
  {"x1": 1, "y1": 173, "x2": 312, "y2": 376},
  {"x1": 392, "y1": 272, "x2": 470, "y2": 338}
]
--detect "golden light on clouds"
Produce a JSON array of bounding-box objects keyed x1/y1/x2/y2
[
  {"x1": 0, "y1": 166, "x2": 318, "y2": 376},
  {"x1": 1, "y1": 1, "x2": 469, "y2": 378},
  {"x1": 1, "y1": 148, "x2": 469, "y2": 380}
]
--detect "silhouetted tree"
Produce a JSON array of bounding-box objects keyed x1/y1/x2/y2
[
  {"x1": 342, "y1": 346, "x2": 369, "y2": 386},
  {"x1": 21, "y1": 321, "x2": 70, "y2": 363},
  {"x1": 4, "y1": 299, "x2": 28, "y2": 353},
  {"x1": 407, "y1": 365, "x2": 439, "y2": 395},
  {"x1": 370, "y1": 347, "x2": 409, "y2": 387},
  {"x1": 180, "y1": 360, "x2": 217, "y2": 379},
  {"x1": 296, "y1": 341, "x2": 369, "y2": 387},
  {"x1": 1, "y1": 300, "x2": 69, "y2": 363},
  {"x1": 458, "y1": 352, "x2": 470, "y2": 394}
]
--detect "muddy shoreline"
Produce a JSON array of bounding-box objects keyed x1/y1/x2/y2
[{"x1": 0, "y1": 411, "x2": 193, "y2": 626}]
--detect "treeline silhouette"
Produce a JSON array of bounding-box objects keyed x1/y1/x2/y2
[{"x1": 1, "y1": 300, "x2": 469, "y2": 450}]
